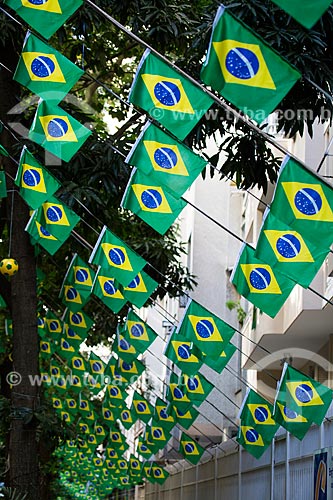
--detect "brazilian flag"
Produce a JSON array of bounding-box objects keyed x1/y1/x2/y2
[
  {"x1": 14, "y1": 33, "x2": 83, "y2": 104},
  {"x1": 62, "y1": 253, "x2": 95, "y2": 292},
  {"x1": 231, "y1": 243, "x2": 296, "y2": 318},
  {"x1": 125, "y1": 122, "x2": 207, "y2": 198},
  {"x1": 179, "y1": 432, "x2": 205, "y2": 465},
  {"x1": 121, "y1": 270, "x2": 158, "y2": 309},
  {"x1": 203, "y1": 342, "x2": 237, "y2": 374},
  {"x1": 34, "y1": 195, "x2": 80, "y2": 242},
  {"x1": 89, "y1": 226, "x2": 146, "y2": 287},
  {"x1": 131, "y1": 392, "x2": 154, "y2": 424},
  {"x1": 25, "y1": 211, "x2": 64, "y2": 255},
  {"x1": 129, "y1": 49, "x2": 213, "y2": 141},
  {"x1": 183, "y1": 373, "x2": 214, "y2": 404},
  {"x1": 15, "y1": 147, "x2": 60, "y2": 210},
  {"x1": 92, "y1": 269, "x2": 127, "y2": 314},
  {"x1": 201, "y1": 7, "x2": 301, "y2": 123},
  {"x1": 164, "y1": 331, "x2": 204, "y2": 375},
  {"x1": 255, "y1": 209, "x2": 328, "y2": 288},
  {"x1": 273, "y1": 401, "x2": 311, "y2": 440},
  {"x1": 28, "y1": 100, "x2": 91, "y2": 162},
  {"x1": 60, "y1": 285, "x2": 90, "y2": 313},
  {"x1": 137, "y1": 437, "x2": 153, "y2": 459},
  {"x1": 274, "y1": 363, "x2": 333, "y2": 426},
  {"x1": 151, "y1": 463, "x2": 169, "y2": 485},
  {"x1": 166, "y1": 373, "x2": 192, "y2": 413},
  {"x1": 154, "y1": 398, "x2": 176, "y2": 432},
  {"x1": 177, "y1": 299, "x2": 235, "y2": 359},
  {"x1": 171, "y1": 405, "x2": 199, "y2": 430},
  {"x1": 123, "y1": 310, "x2": 158, "y2": 354},
  {"x1": 121, "y1": 168, "x2": 187, "y2": 235},
  {"x1": 238, "y1": 388, "x2": 279, "y2": 455},
  {"x1": 269, "y1": 156, "x2": 333, "y2": 251},
  {"x1": 4, "y1": 0, "x2": 83, "y2": 40}
]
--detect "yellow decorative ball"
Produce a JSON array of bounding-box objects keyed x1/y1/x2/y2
[{"x1": 0, "y1": 258, "x2": 19, "y2": 277}]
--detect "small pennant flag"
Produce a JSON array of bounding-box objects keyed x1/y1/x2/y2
[
  {"x1": 61, "y1": 253, "x2": 95, "y2": 292},
  {"x1": 183, "y1": 373, "x2": 214, "y2": 404},
  {"x1": 164, "y1": 331, "x2": 204, "y2": 375},
  {"x1": 131, "y1": 392, "x2": 154, "y2": 423},
  {"x1": 28, "y1": 100, "x2": 92, "y2": 162},
  {"x1": 201, "y1": 7, "x2": 301, "y2": 123},
  {"x1": 89, "y1": 226, "x2": 146, "y2": 287},
  {"x1": 60, "y1": 285, "x2": 90, "y2": 313},
  {"x1": 171, "y1": 405, "x2": 199, "y2": 430},
  {"x1": 126, "y1": 122, "x2": 207, "y2": 198},
  {"x1": 151, "y1": 463, "x2": 170, "y2": 485},
  {"x1": 166, "y1": 373, "x2": 192, "y2": 413},
  {"x1": 92, "y1": 269, "x2": 127, "y2": 314},
  {"x1": 64, "y1": 309, "x2": 93, "y2": 336},
  {"x1": 123, "y1": 310, "x2": 158, "y2": 353},
  {"x1": 274, "y1": 363, "x2": 333, "y2": 426},
  {"x1": 255, "y1": 209, "x2": 328, "y2": 288},
  {"x1": 203, "y1": 342, "x2": 237, "y2": 374},
  {"x1": 154, "y1": 398, "x2": 176, "y2": 432},
  {"x1": 89, "y1": 352, "x2": 105, "y2": 376},
  {"x1": 14, "y1": 32, "x2": 83, "y2": 104},
  {"x1": 26, "y1": 212, "x2": 64, "y2": 255},
  {"x1": 231, "y1": 243, "x2": 296, "y2": 318},
  {"x1": 237, "y1": 389, "x2": 279, "y2": 457},
  {"x1": 179, "y1": 432, "x2": 205, "y2": 465},
  {"x1": 121, "y1": 270, "x2": 158, "y2": 309},
  {"x1": 4, "y1": 0, "x2": 83, "y2": 40},
  {"x1": 273, "y1": 401, "x2": 310, "y2": 440},
  {"x1": 270, "y1": 0, "x2": 332, "y2": 29},
  {"x1": 15, "y1": 147, "x2": 60, "y2": 210},
  {"x1": 121, "y1": 168, "x2": 187, "y2": 235},
  {"x1": 112, "y1": 331, "x2": 138, "y2": 363},
  {"x1": 129, "y1": 49, "x2": 213, "y2": 140},
  {"x1": 34, "y1": 195, "x2": 80, "y2": 242},
  {"x1": 269, "y1": 156, "x2": 333, "y2": 250},
  {"x1": 177, "y1": 299, "x2": 235, "y2": 359}
]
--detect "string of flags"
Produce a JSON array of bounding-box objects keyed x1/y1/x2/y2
[{"x1": 1, "y1": 0, "x2": 333, "y2": 496}]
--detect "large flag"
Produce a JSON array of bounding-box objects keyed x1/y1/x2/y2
[
  {"x1": 25, "y1": 211, "x2": 64, "y2": 255},
  {"x1": 254, "y1": 209, "x2": 328, "y2": 288},
  {"x1": 122, "y1": 310, "x2": 158, "y2": 353},
  {"x1": 164, "y1": 331, "x2": 204, "y2": 375},
  {"x1": 274, "y1": 363, "x2": 333, "y2": 426},
  {"x1": 34, "y1": 195, "x2": 80, "y2": 241},
  {"x1": 15, "y1": 147, "x2": 60, "y2": 209},
  {"x1": 121, "y1": 270, "x2": 158, "y2": 309},
  {"x1": 129, "y1": 49, "x2": 213, "y2": 140},
  {"x1": 121, "y1": 168, "x2": 187, "y2": 235},
  {"x1": 231, "y1": 243, "x2": 296, "y2": 318},
  {"x1": 177, "y1": 299, "x2": 235, "y2": 359},
  {"x1": 271, "y1": 0, "x2": 332, "y2": 29},
  {"x1": 14, "y1": 32, "x2": 83, "y2": 104},
  {"x1": 203, "y1": 342, "x2": 237, "y2": 374},
  {"x1": 200, "y1": 7, "x2": 301, "y2": 123},
  {"x1": 179, "y1": 432, "x2": 205, "y2": 465},
  {"x1": 89, "y1": 226, "x2": 146, "y2": 286},
  {"x1": 125, "y1": 122, "x2": 207, "y2": 198},
  {"x1": 28, "y1": 100, "x2": 92, "y2": 162},
  {"x1": 269, "y1": 156, "x2": 333, "y2": 250},
  {"x1": 4, "y1": 0, "x2": 83, "y2": 40},
  {"x1": 92, "y1": 268, "x2": 127, "y2": 314}
]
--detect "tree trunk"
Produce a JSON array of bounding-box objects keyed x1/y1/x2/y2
[{"x1": 0, "y1": 41, "x2": 40, "y2": 499}]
